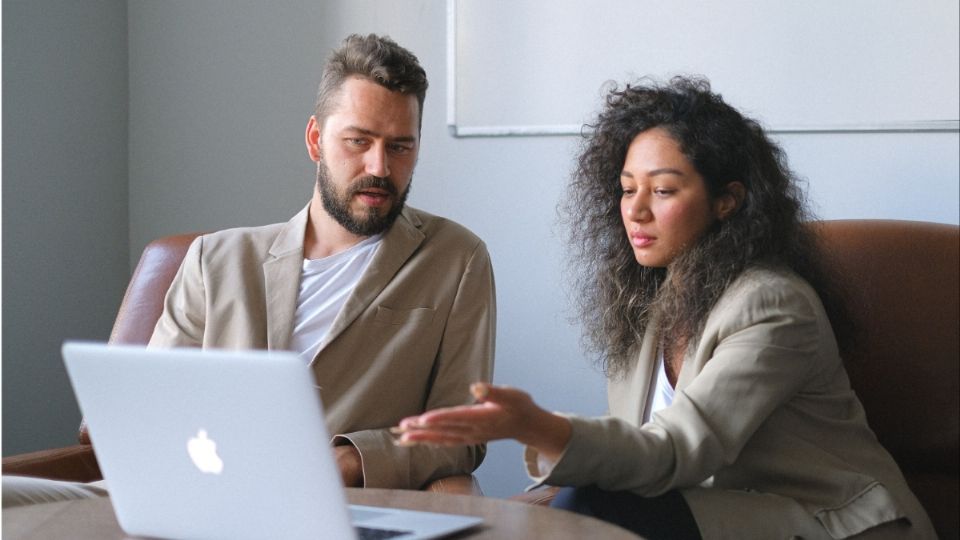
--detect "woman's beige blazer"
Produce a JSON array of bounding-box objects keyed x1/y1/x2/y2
[{"x1": 528, "y1": 268, "x2": 934, "y2": 539}]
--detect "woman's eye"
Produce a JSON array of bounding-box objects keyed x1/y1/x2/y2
[{"x1": 654, "y1": 188, "x2": 675, "y2": 196}]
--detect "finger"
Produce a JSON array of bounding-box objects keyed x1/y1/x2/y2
[
  {"x1": 397, "y1": 429, "x2": 486, "y2": 447},
  {"x1": 397, "y1": 407, "x2": 471, "y2": 429},
  {"x1": 399, "y1": 402, "x2": 491, "y2": 428},
  {"x1": 406, "y1": 404, "x2": 495, "y2": 426},
  {"x1": 472, "y1": 383, "x2": 527, "y2": 406},
  {"x1": 394, "y1": 428, "x2": 476, "y2": 446},
  {"x1": 397, "y1": 419, "x2": 492, "y2": 439},
  {"x1": 470, "y1": 382, "x2": 490, "y2": 401}
]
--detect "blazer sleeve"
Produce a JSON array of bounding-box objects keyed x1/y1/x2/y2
[
  {"x1": 337, "y1": 240, "x2": 496, "y2": 489},
  {"x1": 530, "y1": 277, "x2": 824, "y2": 495},
  {"x1": 148, "y1": 236, "x2": 207, "y2": 348}
]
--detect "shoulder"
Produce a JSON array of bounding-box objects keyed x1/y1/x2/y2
[
  {"x1": 707, "y1": 267, "x2": 829, "y2": 340},
  {"x1": 401, "y1": 206, "x2": 486, "y2": 254},
  {"x1": 193, "y1": 221, "x2": 288, "y2": 257},
  {"x1": 721, "y1": 267, "x2": 820, "y2": 311}
]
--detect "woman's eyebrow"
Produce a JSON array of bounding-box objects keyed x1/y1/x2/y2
[{"x1": 621, "y1": 167, "x2": 685, "y2": 178}]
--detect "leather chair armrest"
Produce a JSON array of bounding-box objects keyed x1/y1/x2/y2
[
  {"x1": 1, "y1": 444, "x2": 102, "y2": 483},
  {"x1": 509, "y1": 485, "x2": 561, "y2": 506},
  {"x1": 422, "y1": 474, "x2": 483, "y2": 496}
]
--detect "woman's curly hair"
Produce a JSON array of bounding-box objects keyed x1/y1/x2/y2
[{"x1": 562, "y1": 76, "x2": 851, "y2": 376}]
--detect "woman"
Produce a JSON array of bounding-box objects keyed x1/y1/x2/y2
[{"x1": 395, "y1": 78, "x2": 935, "y2": 539}]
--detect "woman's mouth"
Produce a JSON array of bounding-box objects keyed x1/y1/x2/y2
[{"x1": 630, "y1": 233, "x2": 655, "y2": 248}]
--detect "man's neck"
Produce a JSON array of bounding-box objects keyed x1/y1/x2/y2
[{"x1": 304, "y1": 195, "x2": 369, "y2": 260}]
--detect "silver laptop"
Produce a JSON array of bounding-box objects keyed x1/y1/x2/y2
[{"x1": 62, "y1": 341, "x2": 483, "y2": 540}]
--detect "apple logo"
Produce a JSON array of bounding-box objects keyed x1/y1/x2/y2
[{"x1": 186, "y1": 429, "x2": 224, "y2": 474}]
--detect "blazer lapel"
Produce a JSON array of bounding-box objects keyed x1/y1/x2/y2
[
  {"x1": 608, "y1": 317, "x2": 660, "y2": 425},
  {"x1": 263, "y1": 204, "x2": 309, "y2": 351},
  {"x1": 315, "y1": 208, "x2": 425, "y2": 357}
]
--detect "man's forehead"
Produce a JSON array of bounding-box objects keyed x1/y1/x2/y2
[
  {"x1": 340, "y1": 125, "x2": 417, "y2": 143},
  {"x1": 323, "y1": 78, "x2": 419, "y2": 136}
]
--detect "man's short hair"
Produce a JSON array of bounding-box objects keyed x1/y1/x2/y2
[{"x1": 314, "y1": 34, "x2": 428, "y2": 129}]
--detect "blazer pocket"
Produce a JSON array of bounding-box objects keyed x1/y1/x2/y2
[
  {"x1": 374, "y1": 306, "x2": 436, "y2": 326},
  {"x1": 814, "y1": 482, "x2": 906, "y2": 539}
]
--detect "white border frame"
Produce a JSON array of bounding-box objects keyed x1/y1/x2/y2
[{"x1": 445, "y1": 0, "x2": 959, "y2": 138}]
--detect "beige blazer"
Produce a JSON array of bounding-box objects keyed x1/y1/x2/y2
[
  {"x1": 150, "y1": 204, "x2": 496, "y2": 489},
  {"x1": 528, "y1": 268, "x2": 934, "y2": 539}
]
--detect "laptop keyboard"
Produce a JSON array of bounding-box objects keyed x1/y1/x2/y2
[{"x1": 356, "y1": 526, "x2": 412, "y2": 539}]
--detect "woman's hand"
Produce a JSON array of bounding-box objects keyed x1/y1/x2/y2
[{"x1": 393, "y1": 383, "x2": 572, "y2": 462}]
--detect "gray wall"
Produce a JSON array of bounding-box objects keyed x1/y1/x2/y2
[
  {"x1": 2, "y1": 0, "x2": 130, "y2": 454},
  {"x1": 3, "y1": 0, "x2": 958, "y2": 499}
]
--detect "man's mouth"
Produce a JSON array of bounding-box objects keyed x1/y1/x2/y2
[{"x1": 355, "y1": 188, "x2": 392, "y2": 206}]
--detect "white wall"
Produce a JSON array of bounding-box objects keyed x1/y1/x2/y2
[
  {"x1": 3, "y1": 0, "x2": 957, "y2": 498},
  {"x1": 452, "y1": 0, "x2": 959, "y2": 131},
  {"x1": 2, "y1": 0, "x2": 130, "y2": 455}
]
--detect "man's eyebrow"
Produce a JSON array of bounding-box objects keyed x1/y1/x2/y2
[{"x1": 343, "y1": 126, "x2": 417, "y2": 143}]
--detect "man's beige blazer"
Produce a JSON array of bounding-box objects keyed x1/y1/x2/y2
[
  {"x1": 150, "y1": 204, "x2": 496, "y2": 489},
  {"x1": 527, "y1": 268, "x2": 934, "y2": 539}
]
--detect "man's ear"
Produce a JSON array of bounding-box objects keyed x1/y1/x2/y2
[
  {"x1": 305, "y1": 116, "x2": 322, "y2": 162},
  {"x1": 715, "y1": 181, "x2": 745, "y2": 220}
]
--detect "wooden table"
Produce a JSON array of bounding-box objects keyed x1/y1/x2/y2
[{"x1": 3, "y1": 488, "x2": 643, "y2": 539}]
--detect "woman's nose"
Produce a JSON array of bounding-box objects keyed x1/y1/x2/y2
[{"x1": 626, "y1": 197, "x2": 652, "y2": 222}]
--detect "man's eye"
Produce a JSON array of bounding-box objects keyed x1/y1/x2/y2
[
  {"x1": 346, "y1": 138, "x2": 367, "y2": 146},
  {"x1": 389, "y1": 144, "x2": 412, "y2": 154}
]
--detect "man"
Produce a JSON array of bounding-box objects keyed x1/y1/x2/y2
[
  {"x1": 150, "y1": 32, "x2": 495, "y2": 489},
  {"x1": 3, "y1": 33, "x2": 494, "y2": 505}
]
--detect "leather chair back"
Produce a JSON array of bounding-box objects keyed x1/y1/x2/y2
[
  {"x1": 814, "y1": 219, "x2": 958, "y2": 539},
  {"x1": 78, "y1": 232, "x2": 201, "y2": 444}
]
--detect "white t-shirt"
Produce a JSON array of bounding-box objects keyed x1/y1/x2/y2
[
  {"x1": 643, "y1": 347, "x2": 676, "y2": 423},
  {"x1": 290, "y1": 234, "x2": 382, "y2": 363}
]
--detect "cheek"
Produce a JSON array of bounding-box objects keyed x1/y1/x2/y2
[
  {"x1": 660, "y1": 201, "x2": 713, "y2": 239},
  {"x1": 656, "y1": 204, "x2": 685, "y2": 229}
]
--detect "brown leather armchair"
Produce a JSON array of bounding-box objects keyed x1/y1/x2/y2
[
  {"x1": 2, "y1": 232, "x2": 482, "y2": 496},
  {"x1": 511, "y1": 220, "x2": 959, "y2": 539}
]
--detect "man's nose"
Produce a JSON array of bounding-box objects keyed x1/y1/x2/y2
[{"x1": 364, "y1": 144, "x2": 390, "y2": 178}]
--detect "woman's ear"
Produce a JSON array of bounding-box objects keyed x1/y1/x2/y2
[{"x1": 715, "y1": 181, "x2": 745, "y2": 220}]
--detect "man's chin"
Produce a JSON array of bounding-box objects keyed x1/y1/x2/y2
[
  {"x1": 350, "y1": 204, "x2": 392, "y2": 221},
  {"x1": 341, "y1": 204, "x2": 404, "y2": 236}
]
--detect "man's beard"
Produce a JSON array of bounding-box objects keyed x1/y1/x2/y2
[{"x1": 316, "y1": 162, "x2": 411, "y2": 236}]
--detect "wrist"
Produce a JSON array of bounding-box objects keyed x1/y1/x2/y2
[
  {"x1": 520, "y1": 409, "x2": 572, "y2": 463},
  {"x1": 334, "y1": 444, "x2": 364, "y2": 487}
]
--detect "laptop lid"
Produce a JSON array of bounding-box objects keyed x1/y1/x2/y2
[{"x1": 62, "y1": 342, "x2": 481, "y2": 540}]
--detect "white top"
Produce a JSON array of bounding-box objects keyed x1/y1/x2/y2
[
  {"x1": 642, "y1": 347, "x2": 675, "y2": 424},
  {"x1": 290, "y1": 234, "x2": 382, "y2": 363}
]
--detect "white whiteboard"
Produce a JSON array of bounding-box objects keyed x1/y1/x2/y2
[{"x1": 447, "y1": 0, "x2": 960, "y2": 136}]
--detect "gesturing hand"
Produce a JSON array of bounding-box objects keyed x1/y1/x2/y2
[{"x1": 393, "y1": 383, "x2": 572, "y2": 461}]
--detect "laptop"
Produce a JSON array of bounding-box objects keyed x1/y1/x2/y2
[{"x1": 62, "y1": 341, "x2": 483, "y2": 540}]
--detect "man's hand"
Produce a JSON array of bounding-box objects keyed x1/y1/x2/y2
[{"x1": 334, "y1": 444, "x2": 364, "y2": 487}]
